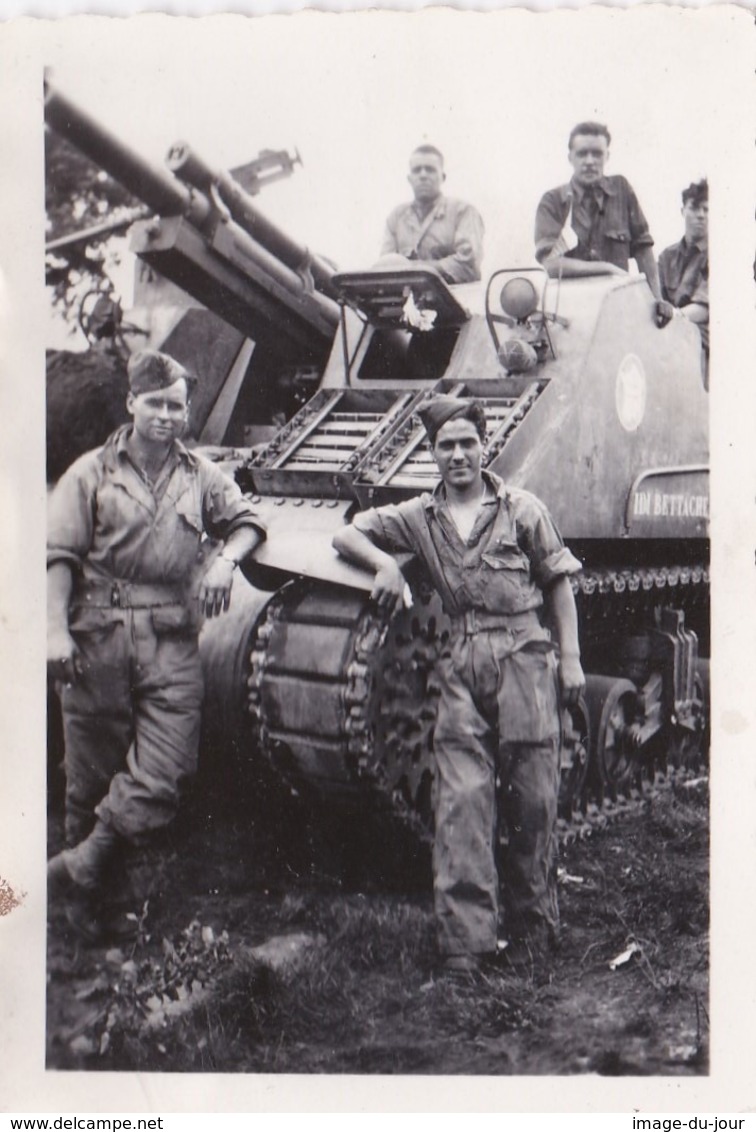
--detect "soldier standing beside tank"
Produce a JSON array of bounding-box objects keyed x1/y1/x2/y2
[
  {"x1": 47, "y1": 350, "x2": 265, "y2": 943},
  {"x1": 332, "y1": 396, "x2": 585, "y2": 975},
  {"x1": 380, "y1": 145, "x2": 484, "y2": 284},
  {"x1": 658, "y1": 179, "x2": 709, "y2": 361},
  {"x1": 535, "y1": 122, "x2": 675, "y2": 326}
]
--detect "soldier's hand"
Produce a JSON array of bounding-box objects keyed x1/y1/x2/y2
[
  {"x1": 198, "y1": 555, "x2": 236, "y2": 618},
  {"x1": 655, "y1": 299, "x2": 676, "y2": 328},
  {"x1": 559, "y1": 654, "x2": 585, "y2": 708},
  {"x1": 371, "y1": 561, "x2": 407, "y2": 617},
  {"x1": 47, "y1": 629, "x2": 82, "y2": 686}
]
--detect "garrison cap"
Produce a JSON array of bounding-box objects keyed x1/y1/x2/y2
[
  {"x1": 417, "y1": 395, "x2": 481, "y2": 443},
  {"x1": 127, "y1": 350, "x2": 195, "y2": 396}
]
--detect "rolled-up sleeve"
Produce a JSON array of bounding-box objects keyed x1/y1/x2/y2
[
  {"x1": 537, "y1": 546, "x2": 583, "y2": 588},
  {"x1": 516, "y1": 494, "x2": 582, "y2": 589},
  {"x1": 353, "y1": 503, "x2": 418, "y2": 555},
  {"x1": 199, "y1": 459, "x2": 266, "y2": 542},
  {"x1": 47, "y1": 453, "x2": 99, "y2": 571}
]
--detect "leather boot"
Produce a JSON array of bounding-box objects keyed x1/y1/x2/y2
[
  {"x1": 48, "y1": 819, "x2": 120, "y2": 896},
  {"x1": 47, "y1": 821, "x2": 138, "y2": 943}
]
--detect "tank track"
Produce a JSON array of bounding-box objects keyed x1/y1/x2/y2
[
  {"x1": 572, "y1": 562, "x2": 709, "y2": 607},
  {"x1": 246, "y1": 563, "x2": 709, "y2": 842},
  {"x1": 557, "y1": 763, "x2": 709, "y2": 845},
  {"x1": 247, "y1": 574, "x2": 447, "y2": 837}
]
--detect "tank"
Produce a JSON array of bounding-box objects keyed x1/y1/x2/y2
[
  {"x1": 45, "y1": 84, "x2": 709, "y2": 836},
  {"x1": 227, "y1": 266, "x2": 709, "y2": 830}
]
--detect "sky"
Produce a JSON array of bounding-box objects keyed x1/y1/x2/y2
[{"x1": 41, "y1": 6, "x2": 737, "y2": 330}]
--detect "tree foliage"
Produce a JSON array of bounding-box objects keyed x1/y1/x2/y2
[{"x1": 45, "y1": 127, "x2": 140, "y2": 324}]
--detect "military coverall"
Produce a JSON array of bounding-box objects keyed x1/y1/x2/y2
[
  {"x1": 354, "y1": 470, "x2": 582, "y2": 956},
  {"x1": 47, "y1": 425, "x2": 263, "y2": 847},
  {"x1": 381, "y1": 195, "x2": 484, "y2": 284}
]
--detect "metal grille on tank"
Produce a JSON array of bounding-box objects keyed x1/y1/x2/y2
[
  {"x1": 364, "y1": 395, "x2": 528, "y2": 493},
  {"x1": 282, "y1": 412, "x2": 385, "y2": 472}
]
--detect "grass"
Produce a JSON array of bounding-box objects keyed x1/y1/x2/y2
[{"x1": 47, "y1": 776, "x2": 709, "y2": 1075}]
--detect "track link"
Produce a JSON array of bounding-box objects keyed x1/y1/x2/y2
[{"x1": 246, "y1": 563, "x2": 709, "y2": 841}]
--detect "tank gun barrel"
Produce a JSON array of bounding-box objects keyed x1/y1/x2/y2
[
  {"x1": 166, "y1": 141, "x2": 339, "y2": 300},
  {"x1": 44, "y1": 82, "x2": 211, "y2": 229},
  {"x1": 44, "y1": 80, "x2": 340, "y2": 352}
]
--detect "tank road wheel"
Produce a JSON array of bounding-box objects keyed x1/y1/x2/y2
[
  {"x1": 584, "y1": 675, "x2": 640, "y2": 802},
  {"x1": 558, "y1": 697, "x2": 591, "y2": 820},
  {"x1": 247, "y1": 577, "x2": 451, "y2": 838}
]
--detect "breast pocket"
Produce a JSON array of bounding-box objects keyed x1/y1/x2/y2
[
  {"x1": 161, "y1": 482, "x2": 205, "y2": 572},
  {"x1": 603, "y1": 228, "x2": 631, "y2": 267},
  {"x1": 481, "y1": 543, "x2": 530, "y2": 574},
  {"x1": 480, "y1": 544, "x2": 531, "y2": 608},
  {"x1": 173, "y1": 484, "x2": 204, "y2": 537}
]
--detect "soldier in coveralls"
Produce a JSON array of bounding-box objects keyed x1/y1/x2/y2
[
  {"x1": 381, "y1": 145, "x2": 484, "y2": 284},
  {"x1": 47, "y1": 350, "x2": 264, "y2": 943},
  {"x1": 333, "y1": 396, "x2": 585, "y2": 974}
]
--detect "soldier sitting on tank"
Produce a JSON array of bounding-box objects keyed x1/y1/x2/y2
[
  {"x1": 379, "y1": 145, "x2": 484, "y2": 285},
  {"x1": 535, "y1": 122, "x2": 675, "y2": 327},
  {"x1": 46, "y1": 349, "x2": 265, "y2": 944},
  {"x1": 332, "y1": 395, "x2": 585, "y2": 975},
  {"x1": 658, "y1": 178, "x2": 709, "y2": 362}
]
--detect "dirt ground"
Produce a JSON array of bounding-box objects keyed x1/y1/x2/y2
[{"x1": 46, "y1": 762, "x2": 709, "y2": 1076}]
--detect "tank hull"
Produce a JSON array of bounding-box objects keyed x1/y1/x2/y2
[{"x1": 224, "y1": 269, "x2": 709, "y2": 827}]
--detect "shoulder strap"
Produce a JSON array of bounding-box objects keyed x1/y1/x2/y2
[{"x1": 408, "y1": 204, "x2": 442, "y2": 258}]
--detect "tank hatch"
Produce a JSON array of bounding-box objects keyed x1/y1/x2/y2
[
  {"x1": 333, "y1": 269, "x2": 470, "y2": 330},
  {"x1": 352, "y1": 381, "x2": 544, "y2": 507},
  {"x1": 237, "y1": 387, "x2": 423, "y2": 499}
]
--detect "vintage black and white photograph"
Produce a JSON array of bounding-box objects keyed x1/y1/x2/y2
[{"x1": 1, "y1": 1, "x2": 755, "y2": 1111}]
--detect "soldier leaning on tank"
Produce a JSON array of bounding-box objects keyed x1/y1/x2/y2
[
  {"x1": 332, "y1": 396, "x2": 585, "y2": 976},
  {"x1": 658, "y1": 178, "x2": 709, "y2": 358},
  {"x1": 379, "y1": 144, "x2": 484, "y2": 284},
  {"x1": 46, "y1": 349, "x2": 265, "y2": 944},
  {"x1": 534, "y1": 121, "x2": 676, "y2": 328}
]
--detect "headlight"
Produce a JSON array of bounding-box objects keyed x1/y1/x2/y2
[{"x1": 500, "y1": 277, "x2": 538, "y2": 322}]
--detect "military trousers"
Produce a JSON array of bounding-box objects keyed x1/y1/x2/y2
[
  {"x1": 432, "y1": 615, "x2": 561, "y2": 957},
  {"x1": 60, "y1": 603, "x2": 204, "y2": 847}
]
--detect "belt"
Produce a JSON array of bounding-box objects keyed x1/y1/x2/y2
[
  {"x1": 73, "y1": 578, "x2": 187, "y2": 609},
  {"x1": 449, "y1": 608, "x2": 540, "y2": 638}
]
